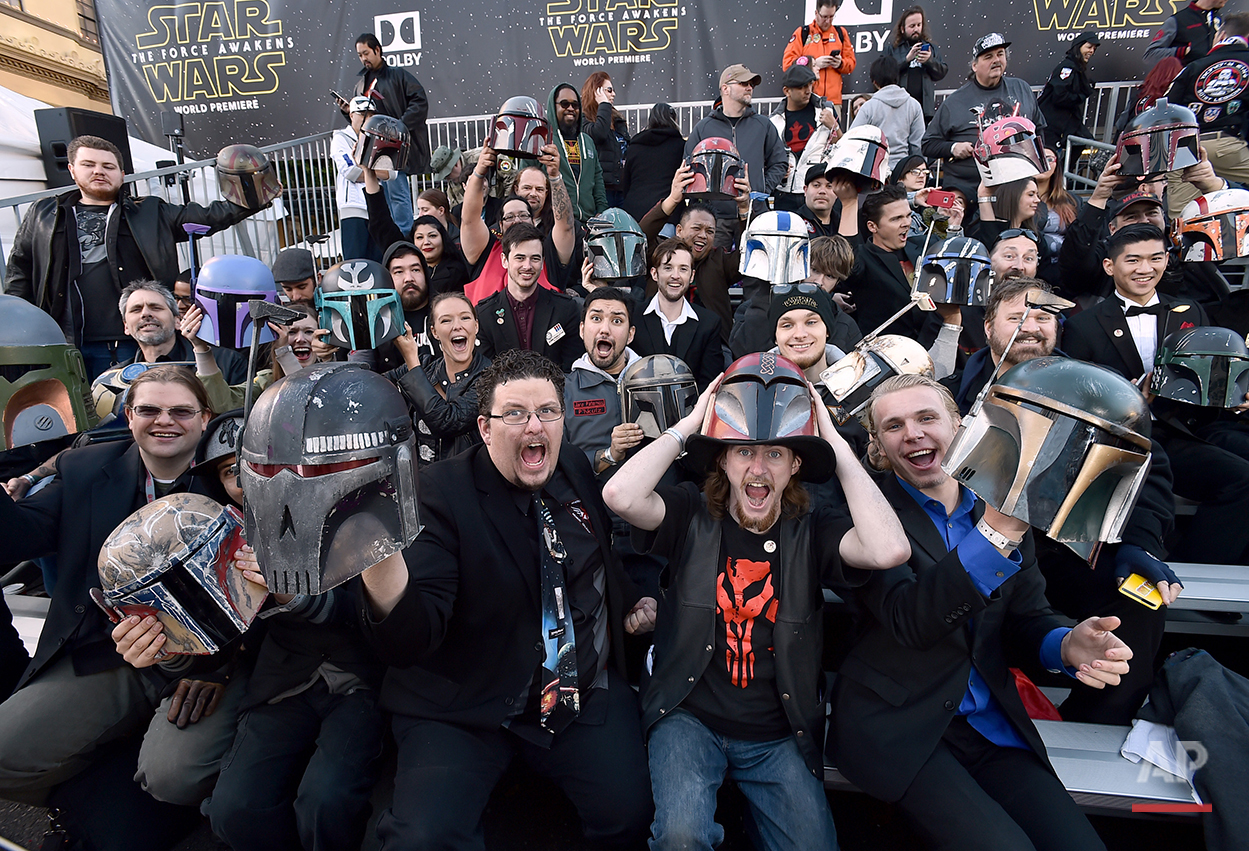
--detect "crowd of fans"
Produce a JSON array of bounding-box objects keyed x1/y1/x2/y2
[{"x1": 2, "y1": 1, "x2": 1249, "y2": 849}]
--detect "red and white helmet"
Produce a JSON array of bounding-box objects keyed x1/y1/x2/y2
[
  {"x1": 1177, "y1": 188, "x2": 1249, "y2": 263},
  {"x1": 973, "y1": 107, "x2": 1046, "y2": 187},
  {"x1": 687, "y1": 137, "x2": 743, "y2": 199},
  {"x1": 825, "y1": 125, "x2": 890, "y2": 189}
]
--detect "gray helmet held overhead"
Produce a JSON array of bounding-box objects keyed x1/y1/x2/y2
[
  {"x1": 619, "y1": 354, "x2": 698, "y2": 440},
  {"x1": 239, "y1": 363, "x2": 420, "y2": 595}
]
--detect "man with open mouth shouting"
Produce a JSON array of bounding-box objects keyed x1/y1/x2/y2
[
  {"x1": 604, "y1": 352, "x2": 908, "y2": 850},
  {"x1": 358, "y1": 348, "x2": 653, "y2": 849}
]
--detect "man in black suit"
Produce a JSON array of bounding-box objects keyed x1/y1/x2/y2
[
  {"x1": 475, "y1": 224, "x2": 584, "y2": 371},
  {"x1": 1064, "y1": 222, "x2": 1249, "y2": 565},
  {"x1": 948, "y1": 276, "x2": 1181, "y2": 725},
  {"x1": 831, "y1": 374, "x2": 1130, "y2": 851},
  {"x1": 357, "y1": 349, "x2": 652, "y2": 850},
  {"x1": 0, "y1": 366, "x2": 245, "y2": 808},
  {"x1": 835, "y1": 183, "x2": 942, "y2": 345},
  {"x1": 631, "y1": 238, "x2": 724, "y2": 390}
]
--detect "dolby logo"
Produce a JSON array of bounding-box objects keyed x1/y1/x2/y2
[{"x1": 375, "y1": 10, "x2": 423, "y2": 66}]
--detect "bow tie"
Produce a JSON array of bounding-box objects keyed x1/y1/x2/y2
[{"x1": 1124, "y1": 303, "x2": 1168, "y2": 318}]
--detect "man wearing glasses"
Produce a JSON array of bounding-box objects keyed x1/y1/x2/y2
[
  {"x1": 0, "y1": 365, "x2": 246, "y2": 817},
  {"x1": 117, "y1": 280, "x2": 248, "y2": 386},
  {"x1": 358, "y1": 348, "x2": 653, "y2": 849},
  {"x1": 686, "y1": 65, "x2": 789, "y2": 241},
  {"x1": 546, "y1": 84, "x2": 607, "y2": 224}
]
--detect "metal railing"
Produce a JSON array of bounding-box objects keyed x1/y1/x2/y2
[{"x1": 1, "y1": 81, "x2": 1141, "y2": 281}]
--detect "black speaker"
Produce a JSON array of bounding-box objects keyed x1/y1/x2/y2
[{"x1": 34, "y1": 108, "x2": 135, "y2": 189}]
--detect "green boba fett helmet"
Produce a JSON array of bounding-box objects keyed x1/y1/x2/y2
[
  {"x1": 0, "y1": 294, "x2": 97, "y2": 449},
  {"x1": 1152, "y1": 326, "x2": 1249, "y2": 408}
]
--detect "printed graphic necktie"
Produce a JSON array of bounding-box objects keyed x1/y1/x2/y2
[{"x1": 533, "y1": 494, "x2": 580, "y2": 732}]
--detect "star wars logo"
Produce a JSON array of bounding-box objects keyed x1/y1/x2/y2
[
  {"x1": 1032, "y1": 0, "x2": 1169, "y2": 32},
  {"x1": 130, "y1": 0, "x2": 289, "y2": 105},
  {"x1": 375, "y1": 10, "x2": 423, "y2": 67},
  {"x1": 543, "y1": 0, "x2": 686, "y2": 63}
]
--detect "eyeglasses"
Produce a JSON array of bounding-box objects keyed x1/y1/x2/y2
[
  {"x1": 127, "y1": 405, "x2": 204, "y2": 421},
  {"x1": 728, "y1": 81, "x2": 755, "y2": 89},
  {"x1": 501, "y1": 213, "x2": 533, "y2": 224},
  {"x1": 771, "y1": 283, "x2": 822, "y2": 296},
  {"x1": 174, "y1": 294, "x2": 195, "y2": 306},
  {"x1": 998, "y1": 228, "x2": 1039, "y2": 243},
  {"x1": 907, "y1": 166, "x2": 930, "y2": 177},
  {"x1": 488, "y1": 407, "x2": 563, "y2": 426},
  {"x1": 602, "y1": 86, "x2": 614, "y2": 93},
  {"x1": 556, "y1": 100, "x2": 579, "y2": 110}
]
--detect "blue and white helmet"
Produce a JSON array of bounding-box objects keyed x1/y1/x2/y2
[{"x1": 739, "y1": 210, "x2": 811, "y2": 284}]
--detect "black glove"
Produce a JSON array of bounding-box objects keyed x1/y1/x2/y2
[{"x1": 1114, "y1": 544, "x2": 1182, "y2": 589}]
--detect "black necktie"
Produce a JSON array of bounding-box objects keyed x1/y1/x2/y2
[
  {"x1": 1124, "y1": 304, "x2": 1168, "y2": 317},
  {"x1": 532, "y1": 495, "x2": 580, "y2": 732}
]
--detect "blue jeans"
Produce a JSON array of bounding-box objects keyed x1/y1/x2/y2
[
  {"x1": 383, "y1": 172, "x2": 414, "y2": 236},
  {"x1": 340, "y1": 217, "x2": 383, "y2": 263},
  {"x1": 647, "y1": 709, "x2": 839, "y2": 851},
  {"x1": 79, "y1": 339, "x2": 138, "y2": 382}
]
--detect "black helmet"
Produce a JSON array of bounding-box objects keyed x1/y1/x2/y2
[
  {"x1": 1152, "y1": 326, "x2": 1249, "y2": 408},
  {"x1": 353, "y1": 114, "x2": 410, "y2": 172},
  {"x1": 240, "y1": 363, "x2": 420, "y2": 595},
  {"x1": 1115, "y1": 99, "x2": 1200, "y2": 177},
  {"x1": 916, "y1": 237, "x2": 992, "y2": 306}
]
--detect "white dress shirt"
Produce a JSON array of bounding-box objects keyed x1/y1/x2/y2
[
  {"x1": 643, "y1": 294, "x2": 699, "y2": 345},
  {"x1": 1115, "y1": 290, "x2": 1162, "y2": 376}
]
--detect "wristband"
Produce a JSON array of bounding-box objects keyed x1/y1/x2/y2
[
  {"x1": 977, "y1": 196, "x2": 996, "y2": 204},
  {"x1": 21, "y1": 473, "x2": 41, "y2": 487},
  {"x1": 662, "y1": 427, "x2": 687, "y2": 452},
  {"x1": 976, "y1": 516, "x2": 1022, "y2": 552},
  {"x1": 602, "y1": 447, "x2": 617, "y2": 466}
]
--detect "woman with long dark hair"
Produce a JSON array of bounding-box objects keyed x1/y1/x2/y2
[
  {"x1": 1038, "y1": 31, "x2": 1100, "y2": 147},
  {"x1": 412, "y1": 214, "x2": 469, "y2": 296},
  {"x1": 582, "y1": 72, "x2": 632, "y2": 208},
  {"x1": 974, "y1": 176, "x2": 1057, "y2": 282},
  {"x1": 620, "y1": 103, "x2": 685, "y2": 221}
]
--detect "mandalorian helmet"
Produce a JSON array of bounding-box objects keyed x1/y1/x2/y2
[
  {"x1": 942, "y1": 357, "x2": 1152, "y2": 547},
  {"x1": 97, "y1": 493, "x2": 265, "y2": 655},
  {"x1": 240, "y1": 363, "x2": 420, "y2": 595},
  {"x1": 739, "y1": 210, "x2": 811, "y2": 284},
  {"x1": 191, "y1": 410, "x2": 245, "y2": 506},
  {"x1": 0, "y1": 294, "x2": 96, "y2": 449},
  {"x1": 1116, "y1": 99, "x2": 1200, "y2": 177},
  {"x1": 825, "y1": 125, "x2": 890, "y2": 189},
  {"x1": 315, "y1": 259, "x2": 404, "y2": 350},
  {"x1": 820, "y1": 335, "x2": 934, "y2": 422},
  {"x1": 492, "y1": 96, "x2": 551, "y2": 158},
  {"x1": 973, "y1": 113, "x2": 1046, "y2": 186},
  {"x1": 586, "y1": 208, "x2": 648, "y2": 279},
  {"x1": 91, "y1": 362, "x2": 196, "y2": 424},
  {"x1": 686, "y1": 352, "x2": 836, "y2": 483},
  {"x1": 215, "y1": 144, "x2": 283, "y2": 209},
  {"x1": 619, "y1": 355, "x2": 698, "y2": 440},
  {"x1": 354, "y1": 114, "x2": 410, "y2": 172},
  {"x1": 916, "y1": 237, "x2": 993, "y2": 306},
  {"x1": 687, "y1": 137, "x2": 743, "y2": 199},
  {"x1": 193, "y1": 255, "x2": 278, "y2": 349},
  {"x1": 1152, "y1": 326, "x2": 1249, "y2": 408},
  {"x1": 1176, "y1": 188, "x2": 1249, "y2": 263}
]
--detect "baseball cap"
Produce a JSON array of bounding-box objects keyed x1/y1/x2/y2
[
  {"x1": 720, "y1": 64, "x2": 763, "y2": 88},
  {"x1": 270, "y1": 248, "x2": 316, "y2": 283},
  {"x1": 973, "y1": 33, "x2": 1011, "y2": 58},
  {"x1": 1108, "y1": 188, "x2": 1164, "y2": 222},
  {"x1": 782, "y1": 60, "x2": 819, "y2": 89},
  {"x1": 348, "y1": 95, "x2": 377, "y2": 114},
  {"x1": 805, "y1": 163, "x2": 831, "y2": 186}
]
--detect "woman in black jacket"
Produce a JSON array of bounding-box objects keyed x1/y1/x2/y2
[
  {"x1": 582, "y1": 72, "x2": 631, "y2": 207},
  {"x1": 389, "y1": 291, "x2": 490, "y2": 467},
  {"x1": 620, "y1": 103, "x2": 686, "y2": 222},
  {"x1": 1038, "y1": 31, "x2": 1100, "y2": 148},
  {"x1": 412, "y1": 214, "x2": 469, "y2": 296}
]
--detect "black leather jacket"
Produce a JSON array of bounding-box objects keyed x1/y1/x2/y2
[
  {"x1": 352, "y1": 63, "x2": 430, "y2": 174},
  {"x1": 394, "y1": 349, "x2": 490, "y2": 467},
  {"x1": 3, "y1": 189, "x2": 253, "y2": 345}
]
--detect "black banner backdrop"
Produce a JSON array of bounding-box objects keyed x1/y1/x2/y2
[{"x1": 96, "y1": 0, "x2": 1181, "y2": 159}]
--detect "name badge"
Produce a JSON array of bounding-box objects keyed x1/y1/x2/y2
[{"x1": 546, "y1": 324, "x2": 565, "y2": 345}]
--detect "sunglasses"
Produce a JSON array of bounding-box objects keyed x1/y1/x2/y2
[
  {"x1": 998, "y1": 228, "x2": 1039, "y2": 244},
  {"x1": 127, "y1": 405, "x2": 204, "y2": 421},
  {"x1": 771, "y1": 282, "x2": 822, "y2": 296},
  {"x1": 556, "y1": 100, "x2": 579, "y2": 110}
]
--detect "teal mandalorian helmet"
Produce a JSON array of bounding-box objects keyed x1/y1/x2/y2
[
  {"x1": 0, "y1": 294, "x2": 97, "y2": 449},
  {"x1": 942, "y1": 357, "x2": 1152, "y2": 547},
  {"x1": 586, "y1": 208, "x2": 648, "y2": 279},
  {"x1": 1152, "y1": 326, "x2": 1249, "y2": 408}
]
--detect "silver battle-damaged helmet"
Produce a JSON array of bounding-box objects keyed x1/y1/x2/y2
[
  {"x1": 240, "y1": 363, "x2": 420, "y2": 595},
  {"x1": 820, "y1": 335, "x2": 934, "y2": 422},
  {"x1": 619, "y1": 354, "x2": 698, "y2": 440},
  {"x1": 215, "y1": 144, "x2": 283, "y2": 210},
  {"x1": 739, "y1": 210, "x2": 811, "y2": 283},
  {"x1": 96, "y1": 493, "x2": 265, "y2": 656},
  {"x1": 586, "y1": 208, "x2": 648, "y2": 279},
  {"x1": 916, "y1": 237, "x2": 992, "y2": 306},
  {"x1": 942, "y1": 356, "x2": 1152, "y2": 548}
]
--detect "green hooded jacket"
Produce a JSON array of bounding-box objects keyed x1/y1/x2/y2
[{"x1": 546, "y1": 83, "x2": 606, "y2": 223}]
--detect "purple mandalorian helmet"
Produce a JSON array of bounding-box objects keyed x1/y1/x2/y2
[
  {"x1": 239, "y1": 363, "x2": 421, "y2": 595},
  {"x1": 192, "y1": 255, "x2": 279, "y2": 349}
]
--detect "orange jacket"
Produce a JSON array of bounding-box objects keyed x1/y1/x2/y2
[{"x1": 782, "y1": 19, "x2": 856, "y2": 106}]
